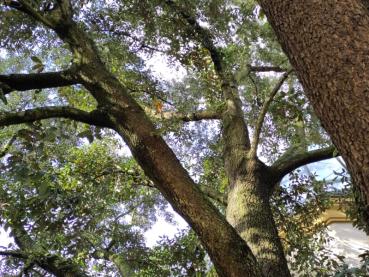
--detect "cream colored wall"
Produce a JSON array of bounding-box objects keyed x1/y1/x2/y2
[
  {"x1": 316, "y1": 198, "x2": 369, "y2": 266},
  {"x1": 326, "y1": 222, "x2": 369, "y2": 266},
  {"x1": 288, "y1": 199, "x2": 369, "y2": 275}
]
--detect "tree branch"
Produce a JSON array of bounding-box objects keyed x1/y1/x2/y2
[
  {"x1": 0, "y1": 70, "x2": 79, "y2": 95},
  {"x1": 5, "y1": 0, "x2": 73, "y2": 29},
  {"x1": 0, "y1": 250, "x2": 27, "y2": 259},
  {"x1": 0, "y1": 133, "x2": 17, "y2": 158},
  {"x1": 249, "y1": 70, "x2": 292, "y2": 158},
  {"x1": 143, "y1": 107, "x2": 221, "y2": 122},
  {"x1": 6, "y1": 0, "x2": 55, "y2": 28},
  {"x1": 163, "y1": 1, "x2": 222, "y2": 82},
  {"x1": 55, "y1": 0, "x2": 73, "y2": 19},
  {"x1": 248, "y1": 65, "x2": 288, "y2": 73},
  {"x1": 0, "y1": 106, "x2": 110, "y2": 128},
  {"x1": 200, "y1": 184, "x2": 227, "y2": 206},
  {"x1": 165, "y1": 0, "x2": 252, "y2": 184},
  {"x1": 6, "y1": 2, "x2": 262, "y2": 274},
  {"x1": 271, "y1": 145, "x2": 338, "y2": 182},
  {"x1": 165, "y1": 0, "x2": 223, "y2": 73}
]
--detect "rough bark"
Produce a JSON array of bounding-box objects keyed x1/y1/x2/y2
[
  {"x1": 226, "y1": 159, "x2": 291, "y2": 277},
  {"x1": 259, "y1": 0, "x2": 369, "y2": 223}
]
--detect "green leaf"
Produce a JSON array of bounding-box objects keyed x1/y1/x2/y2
[
  {"x1": 38, "y1": 183, "x2": 50, "y2": 199},
  {"x1": 77, "y1": 129, "x2": 94, "y2": 143},
  {"x1": 31, "y1": 56, "x2": 42, "y2": 64},
  {"x1": 31, "y1": 63, "x2": 43, "y2": 70},
  {"x1": 31, "y1": 63, "x2": 44, "y2": 73}
]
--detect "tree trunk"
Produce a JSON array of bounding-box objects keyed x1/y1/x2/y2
[
  {"x1": 79, "y1": 62, "x2": 262, "y2": 277},
  {"x1": 52, "y1": 24, "x2": 262, "y2": 276},
  {"x1": 258, "y1": 0, "x2": 369, "y2": 224},
  {"x1": 21, "y1": 12, "x2": 264, "y2": 274},
  {"x1": 226, "y1": 159, "x2": 291, "y2": 277}
]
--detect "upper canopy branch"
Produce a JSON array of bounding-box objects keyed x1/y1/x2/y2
[
  {"x1": 271, "y1": 145, "x2": 338, "y2": 182},
  {"x1": 143, "y1": 106, "x2": 221, "y2": 122},
  {"x1": 4, "y1": 0, "x2": 73, "y2": 29},
  {"x1": 165, "y1": 0, "x2": 223, "y2": 74},
  {"x1": 0, "y1": 132, "x2": 17, "y2": 158},
  {"x1": 0, "y1": 69, "x2": 79, "y2": 95},
  {"x1": 248, "y1": 65, "x2": 289, "y2": 73},
  {"x1": 249, "y1": 70, "x2": 293, "y2": 158},
  {"x1": 0, "y1": 106, "x2": 111, "y2": 128}
]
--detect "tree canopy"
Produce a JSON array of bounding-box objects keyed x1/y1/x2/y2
[{"x1": 0, "y1": 1, "x2": 367, "y2": 276}]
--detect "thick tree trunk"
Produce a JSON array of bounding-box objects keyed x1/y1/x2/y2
[
  {"x1": 226, "y1": 159, "x2": 291, "y2": 277},
  {"x1": 215, "y1": 55, "x2": 291, "y2": 275},
  {"x1": 258, "y1": 0, "x2": 369, "y2": 223}
]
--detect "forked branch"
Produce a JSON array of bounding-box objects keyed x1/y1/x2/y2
[{"x1": 249, "y1": 70, "x2": 292, "y2": 158}]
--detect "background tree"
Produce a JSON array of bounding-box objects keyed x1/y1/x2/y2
[{"x1": 0, "y1": 1, "x2": 365, "y2": 276}]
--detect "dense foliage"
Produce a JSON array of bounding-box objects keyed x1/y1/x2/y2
[{"x1": 0, "y1": 0, "x2": 367, "y2": 276}]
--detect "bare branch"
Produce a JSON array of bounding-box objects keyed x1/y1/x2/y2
[
  {"x1": 0, "y1": 70, "x2": 79, "y2": 95},
  {"x1": 0, "y1": 106, "x2": 111, "y2": 128},
  {"x1": 336, "y1": 156, "x2": 347, "y2": 170},
  {"x1": 249, "y1": 70, "x2": 292, "y2": 158},
  {"x1": 143, "y1": 106, "x2": 221, "y2": 122},
  {"x1": 100, "y1": 29, "x2": 167, "y2": 53},
  {"x1": 248, "y1": 65, "x2": 288, "y2": 73},
  {"x1": 0, "y1": 250, "x2": 27, "y2": 259},
  {"x1": 271, "y1": 145, "x2": 338, "y2": 182},
  {"x1": 0, "y1": 133, "x2": 17, "y2": 158}
]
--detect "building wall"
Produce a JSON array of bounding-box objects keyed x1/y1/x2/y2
[{"x1": 326, "y1": 222, "x2": 369, "y2": 267}]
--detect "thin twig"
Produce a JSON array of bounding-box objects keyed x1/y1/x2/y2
[
  {"x1": 248, "y1": 65, "x2": 288, "y2": 73},
  {"x1": 0, "y1": 133, "x2": 17, "y2": 158}
]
